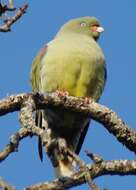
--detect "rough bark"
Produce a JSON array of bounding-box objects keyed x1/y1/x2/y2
[
  {"x1": 0, "y1": 92, "x2": 135, "y2": 154},
  {"x1": 0, "y1": 92, "x2": 136, "y2": 189}
]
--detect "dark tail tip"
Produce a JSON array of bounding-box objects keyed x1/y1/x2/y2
[{"x1": 38, "y1": 137, "x2": 43, "y2": 162}]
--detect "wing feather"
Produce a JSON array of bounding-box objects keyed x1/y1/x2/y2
[
  {"x1": 31, "y1": 45, "x2": 48, "y2": 91},
  {"x1": 31, "y1": 44, "x2": 48, "y2": 161}
]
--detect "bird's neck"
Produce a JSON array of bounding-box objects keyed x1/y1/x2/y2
[{"x1": 56, "y1": 31, "x2": 96, "y2": 44}]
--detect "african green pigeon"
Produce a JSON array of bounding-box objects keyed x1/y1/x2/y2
[{"x1": 31, "y1": 16, "x2": 106, "y2": 177}]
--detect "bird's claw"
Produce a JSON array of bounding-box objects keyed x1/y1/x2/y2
[
  {"x1": 55, "y1": 90, "x2": 69, "y2": 97},
  {"x1": 84, "y1": 97, "x2": 93, "y2": 104}
]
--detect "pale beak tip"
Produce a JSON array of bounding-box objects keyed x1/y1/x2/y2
[{"x1": 96, "y1": 26, "x2": 104, "y2": 33}]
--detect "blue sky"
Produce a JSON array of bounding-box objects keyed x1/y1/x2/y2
[{"x1": 0, "y1": 0, "x2": 136, "y2": 189}]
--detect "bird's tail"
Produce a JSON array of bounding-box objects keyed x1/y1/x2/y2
[
  {"x1": 54, "y1": 157, "x2": 75, "y2": 177},
  {"x1": 35, "y1": 111, "x2": 43, "y2": 161},
  {"x1": 35, "y1": 110, "x2": 77, "y2": 177}
]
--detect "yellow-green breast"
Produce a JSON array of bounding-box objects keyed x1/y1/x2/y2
[{"x1": 37, "y1": 33, "x2": 106, "y2": 101}]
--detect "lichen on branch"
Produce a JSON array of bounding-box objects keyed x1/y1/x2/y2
[{"x1": 0, "y1": 92, "x2": 136, "y2": 189}]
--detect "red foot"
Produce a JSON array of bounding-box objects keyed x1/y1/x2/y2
[
  {"x1": 84, "y1": 97, "x2": 92, "y2": 104},
  {"x1": 55, "y1": 90, "x2": 69, "y2": 97}
]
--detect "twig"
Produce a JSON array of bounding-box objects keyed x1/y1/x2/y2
[
  {"x1": 86, "y1": 150, "x2": 103, "y2": 163},
  {"x1": 67, "y1": 149, "x2": 100, "y2": 190},
  {"x1": 19, "y1": 96, "x2": 48, "y2": 142},
  {"x1": 0, "y1": 3, "x2": 28, "y2": 32},
  {"x1": 0, "y1": 96, "x2": 47, "y2": 162},
  {"x1": 0, "y1": 128, "x2": 30, "y2": 162}
]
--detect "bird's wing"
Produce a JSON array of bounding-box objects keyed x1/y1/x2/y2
[
  {"x1": 75, "y1": 120, "x2": 90, "y2": 154},
  {"x1": 31, "y1": 44, "x2": 48, "y2": 91},
  {"x1": 31, "y1": 44, "x2": 48, "y2": 161},
  {"x1": 35, "y1": 110, "x2": 43, "y2": 161},
  {"x1": 75, "y1": 63, "x2": 107, "y2": 154}
]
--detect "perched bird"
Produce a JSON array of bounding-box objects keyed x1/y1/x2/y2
[{"x1": 31, "y1": 16, "x2": 106, "y2": 177}]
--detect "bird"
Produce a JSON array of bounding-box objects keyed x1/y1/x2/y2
[{"x1": 31, "y1": 16, "x2": 107, "y2": 177}]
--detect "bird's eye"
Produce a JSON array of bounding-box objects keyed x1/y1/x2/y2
[{"x1": 80, "y1": 22, "x2": 87, "y2": 27}]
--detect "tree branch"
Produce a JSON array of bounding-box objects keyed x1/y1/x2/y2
[
  {"x1": 0, "y1": 128, "x2": 30, "y2": 162},
  {"x1": 0, "y1": 92, "x2": 136, "y2": 189},
  {"x1": 0, "y1": 96, "x2": 46, "y2": 162},
  {"x1": 0, "y1": 3, "x2": 28, "y2": 32},
  {"x1": 25, "y1": 159, "x2": 136, "y2": 190},
  {"x1": 0, "y1": 92, "x2": 136, "y2": 154}
]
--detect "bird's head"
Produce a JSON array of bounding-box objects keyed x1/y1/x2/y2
[{"x1": 57, "y1": 17, "x2": 104, "y2": 41}]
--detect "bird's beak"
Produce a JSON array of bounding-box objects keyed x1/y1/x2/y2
[{"x1": 96, "y1": 26, "x2": 104, "y2": 33}]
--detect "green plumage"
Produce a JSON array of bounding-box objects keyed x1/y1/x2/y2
[{"x1": 31, "y1": 16, "x2": 106, "y2": 177}]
